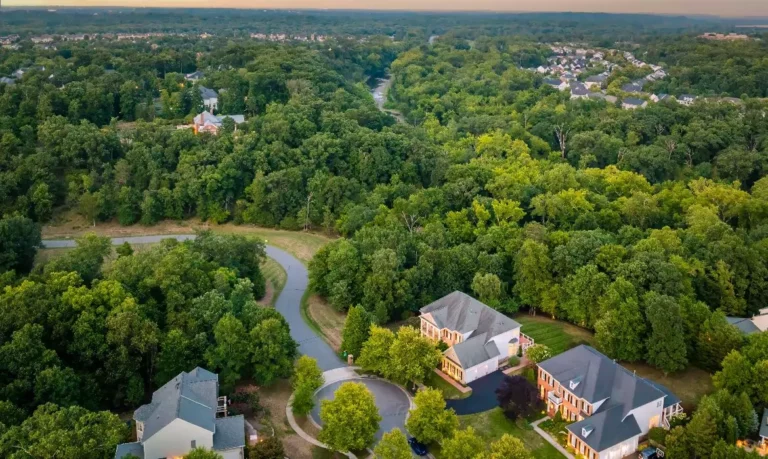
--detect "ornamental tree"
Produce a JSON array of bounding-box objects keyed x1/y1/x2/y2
[
  {"x1": 318, "y1": 382, "x2": 381, "y2": 452},
  {"x1": 405, "y1": 388, "x2": 458, "y2": 444}
]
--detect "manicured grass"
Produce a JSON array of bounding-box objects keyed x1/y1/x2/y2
[
  {"x1": 515, "y1": 314, "x2": 595, "y2": 355},
  {"x1": 623, "y1": 362, "x2": 713, "y2": 411},
  {"x1": 456, "y1": 408, "x2": 564, "y2": 459},
  {"x1": 424, "y1": 370, "x2": 471, "y2": 400},
  {"x1": 515, "y1": 314, "x2": 713, "y2": 410}
]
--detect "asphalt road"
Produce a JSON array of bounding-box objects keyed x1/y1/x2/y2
[{"x1": 42, "y1": 234, "x2": 345, "y2": 371}]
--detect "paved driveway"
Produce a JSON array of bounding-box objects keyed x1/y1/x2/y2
[
  {"x1": 311, "y1": 378, "x2": 411, "y2": 442},
  {"x1": 445, "y1": 371, "x2": 505, "y2": 415},
  {"x1": 42, "y1": 235, "x2": 345, "y2": 371}
]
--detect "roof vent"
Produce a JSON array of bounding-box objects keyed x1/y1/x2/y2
[{"x1": 582, "y1": 425, "x2": 594, "y2": 438}]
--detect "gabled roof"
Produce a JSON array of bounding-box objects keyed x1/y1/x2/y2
[
  {"x1": 623, "y1": 97, "x2": 645, "y2": 106},
  {"x1": 421, "y1": 291, "x2": 519, "y2": 369},
  {"x1": 134, "y1": 367, "x2": 219, "y2": 440},
  {"x1": 585, "y1": 74, "x2": 607, "y2": 83},
  {"x1": 760, "y1": 409, "x2": 768, "y2": 439},
  {"x1": 567, "y1": 407, "x2": 641, "y2": 453},
  {"x1": 420, "y1": 291, "x2": 520, "y2": 337},
  {"x1": 186, "y1": 70, "x2": 205, "y2": 79},
  {"x1": 540, "y1": 346, "x2": 673, "y2": 453},
  {"x1": 571, "y1": 83, "x2": 589, "y2": 96},
  {"x1": 213, "y1": 415, "x2": 247, "y2": 450},
  {"x1": 543, "y1": 78, "x2": 563, "y2": 86},
  {"x1": 199, "y1": 86, "x2": 218, "y2": 100},
  {"x1": 727, "y1": 316, "x2": 761, "y2": 334}
]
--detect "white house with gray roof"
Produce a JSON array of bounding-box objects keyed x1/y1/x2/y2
[
  {"x1": 115, "y1": 367, "x2": 245, "y2": 459},
  {"x1": 537, "y1": 346, "x2": 682, "y2": 459},
  {"x1": 419, "y1": 291, "x2": 528, "y2": 384}
]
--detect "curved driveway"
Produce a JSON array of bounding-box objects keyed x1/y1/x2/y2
[{"x1": 42, "y1": 234, "x2": 345, "y2": 371}]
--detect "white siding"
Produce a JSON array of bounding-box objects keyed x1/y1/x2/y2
[
  {"x1": 489, "y1": 328, "x2": 520, "y2": 361},
  {"x1": 219, "y1": 447, "x2": 245, "y2": 459},
  {"x1": 143, "y1": 419, "x2": 213, "y2": 459},
  {"x1": 463, "y1": 356, "x2": 499, "y2": 383},
  {"x1": 626, "y1": 397, "x2": 665, "y2": 436},
  {"x1": 598, "y1": 435, "x2": 639, "y2": 459}
]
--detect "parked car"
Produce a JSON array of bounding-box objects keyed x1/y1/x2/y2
[
  {"x1": 638, "y1": 447, "x2": 658, "y2": 459},
  {"x1": 408, "y1": 437, "x2": 428, "y2": 456}
]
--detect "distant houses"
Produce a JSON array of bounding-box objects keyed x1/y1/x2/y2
[
  {"x1": 193, "y1": 111, "x2": 245, "y2": 135},
  {"x1": 543, "y1": 78, "x2": 568, "y2": 91},
  {"x1": 622, "y1": 98, "x2": 648, "y2": 110},
  {"x1": 199, "y1": 86, "x2": 219, "y2": 112},
  {"x1": 677, "y1": 94, "x2": 697, "y2": 106},
  {"x1": 584, "y1": 73, "x2": 607, "y2": 89},
  {"x1": 185, "y1": 70, "x2": 205, "y2": 82},
  {"x1": 570, "y1": 83, "x2": 590, "y2": 100}
]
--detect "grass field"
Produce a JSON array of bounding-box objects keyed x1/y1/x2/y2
[
  {"x1": 515, "y1": 314, "x2": 596, "y2": 354},
  {"x1": 515, "y1": 314, "x2": 712, "y2": 410},
  {"x1": 42, "y1": 213, "x2": 333, "y2": 264},
  {"x1": 302, "y1": 293, "x2": 345, "y2": 353},
  {"x1": 258, "y1": 257, "x2": 287, "y2": 307},
  {"x1": 424, "y1": 370, "x2": 471, "y2": 400},
  {"x1": 432, "y1": 408, "x2": 563, "y2": 459}
]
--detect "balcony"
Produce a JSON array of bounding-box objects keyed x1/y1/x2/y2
[
  {"x1": 548, "y1": 392, "x2": 562, "y2": 406},
  {"x1": 521, "y1": 333, "x2": 535, "y2": 351}
]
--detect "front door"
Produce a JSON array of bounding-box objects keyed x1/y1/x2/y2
[{"x1": 649, "y1": 415, "x2": 660, "y2": 429}]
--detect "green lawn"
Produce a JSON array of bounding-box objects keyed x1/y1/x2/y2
[
  {"x1": 455, "y1": 408, "x2": 563, "y2": 459},
  {"x1": 515, "y1": 314, "x2": 713, "y2": 410},
  {"x1": 515, "y1": 314, "x2": 596, "y2": 355},
  {"x1": 259, "y1": 257, "x2": 287, "y2": 306},
  {"x1": 424, "y1": 370, "x2": 471, "y2": 400}
]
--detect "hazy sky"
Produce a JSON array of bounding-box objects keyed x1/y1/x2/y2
[{"x1": 4, "y1": 0, "x2": 768, "y2": 17}]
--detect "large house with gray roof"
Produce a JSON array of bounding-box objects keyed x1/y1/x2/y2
[
  {"x1": 537, "y1": 345, "x2": 682, "y2": 459},
  {"x1": 115, "y1": 367, "x2": 245, "y2": 459},
  {"x1": 419, "y1": 291, "x2": 529, "y2": 384}
]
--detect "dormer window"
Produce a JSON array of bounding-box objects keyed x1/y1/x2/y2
[
  {"x1": 582, "y1": 425, "x2": 594, "y2": 438},
  {"x1": 569, "y1": 376, "x2": 582, "y2": 390}
]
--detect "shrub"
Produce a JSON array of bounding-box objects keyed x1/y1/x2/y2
[
  {"x1": 648, "y1": 426, "x2": 667, "y2": 446},
  {"x1": 508, "y1": 356, "x2": 520, "y2": 366},
  {"x1": 526, "y1": 344, "x2": 553, "y2": 364}
]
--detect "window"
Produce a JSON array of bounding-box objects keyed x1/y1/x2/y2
[{"x1": 191, "y1": 440, "x2": 196, "y2": 448}]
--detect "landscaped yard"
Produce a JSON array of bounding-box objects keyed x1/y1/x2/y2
[
  {"x1": 515, "y1": 314, "x2": 713, "y2": 410},
  {"x1": 515, "y1": 314, "x2": 596, "y2": 355},
  {"x1": 424, "y1": 370, "x2": 471, "y2": 400},
  {"x1": 623, "y1": 362, "x2": 713, "y2": 411},
  {"x1": 452, "y1": 408, "x2": 563, "y2": 459}
]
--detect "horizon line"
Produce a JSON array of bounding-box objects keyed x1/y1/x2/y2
[{"x1": 2, "y1": 4, "x2": 768, "y2": 19}]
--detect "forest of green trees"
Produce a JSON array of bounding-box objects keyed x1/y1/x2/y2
[{"x1": 1, "y1": 9, "x2": 768, "y2": 458}]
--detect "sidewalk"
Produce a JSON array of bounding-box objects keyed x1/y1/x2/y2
[
  {"x1": 502, "y1": 356, "x2": 531, "y2": 375},
  {"x1": 531, "y1": 417, "x2": 575, "y2": 459}
]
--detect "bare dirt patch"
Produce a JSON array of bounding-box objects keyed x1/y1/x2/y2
[
  {"x1": 43, "y1": 213, "x2": 333, "y2": 264},
  {"x1": 307, "y1": 295, "x2": 345, "y2": 353},
  {"x1": 256, "y1": 379, "x2": 315, "y2": 459}
]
